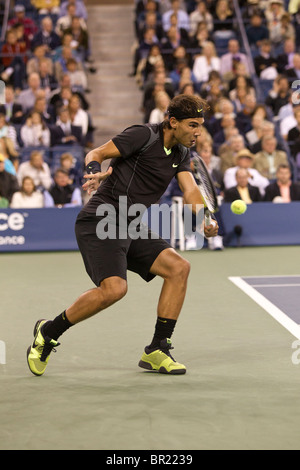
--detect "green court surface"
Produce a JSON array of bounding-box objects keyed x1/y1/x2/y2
[{"x1": 1, "y1": 246, "x2": 300, "y2": 450}]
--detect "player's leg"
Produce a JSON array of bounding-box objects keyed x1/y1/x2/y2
[
  {"x1": 26, "y1": 276, "x2": 127, "y2": 376},
  {"x1": 138, "y1": 248, "x2": 189, "y2": 374},
  {"x1": 150, "y1": 247, "x2": 190, "y2": 321},
  {"x1": 27, "y1": 212, "x2": 129, "y2": 376},
  {"x1": 127, "y1": 232, "x2": 189, "y2": 374}
]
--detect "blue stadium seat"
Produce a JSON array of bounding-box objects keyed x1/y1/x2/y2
[{"x1": 20, "y1": 146, "x2": 51, "y2": 164}]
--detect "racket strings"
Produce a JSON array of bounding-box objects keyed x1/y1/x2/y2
[{"x1": 194, "y1": 163, "x2": 217, "y2": 212}]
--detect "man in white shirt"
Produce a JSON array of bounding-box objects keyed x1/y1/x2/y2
[
  {"x1": 162, "y1": 0, "x2": 190, "y2": 32},
  {"x1": 223, "y1": 148, "x2": 269, "y2": 196},
  {"x1": 220, "y1": 39, "x2": 250, "y2": 78},
  {"x1": 17, "y1": 149, "x2": 52, "y2": 191}
]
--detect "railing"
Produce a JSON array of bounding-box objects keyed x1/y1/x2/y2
[{"x1": 1, "y1": 0, "x2": 11, "y2": 42}]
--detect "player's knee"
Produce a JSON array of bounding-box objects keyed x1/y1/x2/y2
[
  {"x1": 101, "y1": 279, "x2": 128, "y2": 304},
  {"x1": 172, "y1": 257, "x2": 190, "y2": 281}
]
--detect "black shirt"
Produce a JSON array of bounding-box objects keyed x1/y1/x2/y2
[{"x1": 84, "y1": 123, "x2": 191, "y2": 215}]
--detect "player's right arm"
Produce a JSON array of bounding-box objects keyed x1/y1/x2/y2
[{"x1": 82, "y1": 140, "x2": 121, "y2": 194}]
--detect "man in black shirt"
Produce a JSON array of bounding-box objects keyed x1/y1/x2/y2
[{"x1": 27, "y1": 95, "x2": 219, "y2": 376}]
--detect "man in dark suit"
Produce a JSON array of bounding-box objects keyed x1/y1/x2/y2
[
  {"x1": 49, "y1": 106, "x2": 82, "y2": 146},
  {"x1": 0, "y1": 84, "x2": 24, "y2": 124},
  {"x1": 264, "y1": 164, "x2": 300, "y2": 202},
  {"x1": 254, "y1": 39, "x2": 277, "y2": 77},
  {"x1": 31, "y1": 16, "x2": 61, "y2": 53},
  {"x1": 285, "y1": 53, "x2": 300, "y2": 82},
  {"x1": 224, "y1": 167, "x2": 262, "y2": 203}
]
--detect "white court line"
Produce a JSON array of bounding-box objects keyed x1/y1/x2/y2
[
  {"x1": 228, "y1": 276, "x2": 300, "y2": 340},
  {"x1": 251, "y1": 284, "x2": 300, "y2": 288}
]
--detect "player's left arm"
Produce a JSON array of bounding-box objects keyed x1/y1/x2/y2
[
  {"x1": 82, "y1": 140, "x2": 122, "y2": 194},
  {"x1": 177, "y1": 171, "x2": 218, "y2": 237}
]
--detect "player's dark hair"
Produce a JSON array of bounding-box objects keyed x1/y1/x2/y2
[{"x1": 164, "y1": 94, "x2": 209, "y2": 128}]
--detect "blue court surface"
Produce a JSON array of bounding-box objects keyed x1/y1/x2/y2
[{"x1": 229, "y1": 276, "x2": 300, "y2": 340}]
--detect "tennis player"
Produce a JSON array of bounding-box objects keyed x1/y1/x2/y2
[{"x1": 27, "y1": 94, "x2": 218, "y2": 376}]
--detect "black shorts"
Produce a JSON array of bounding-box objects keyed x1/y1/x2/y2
[{"x1": 75, "y1": 210, "x2": 171, "y2": 286}]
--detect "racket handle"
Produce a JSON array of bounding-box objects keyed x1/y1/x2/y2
[{"x1": 205, "y1": 211, "x2": 211, "y2": 227}]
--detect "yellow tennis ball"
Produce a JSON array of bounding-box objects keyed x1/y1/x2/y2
[{"x1": 231, "y1": 199, "x2": 247, "y2": 215}]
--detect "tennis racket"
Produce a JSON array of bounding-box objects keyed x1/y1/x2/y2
[{"x1": 193, "y1": 155, "x2": 219, "y2": 227}]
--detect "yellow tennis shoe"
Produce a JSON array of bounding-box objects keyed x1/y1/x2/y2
[
  {"x1": 138, "y1": 338, "x2": 186, "y2": 374},
  {"x1": 27, "y1": 319, "x2": 60, "y2": 376}
]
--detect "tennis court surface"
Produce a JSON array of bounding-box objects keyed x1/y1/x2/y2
[{"x1": 1, "y1": 246, "x2": 300, "y2": 450}]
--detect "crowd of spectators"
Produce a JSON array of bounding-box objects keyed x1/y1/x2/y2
[
  {"x1": 131, "y1": 0, "x2": 300, "y2": 248},
  {"x1": 0, "y1": 0, "x2": 95, "y2": 208},
  {"x1": 1, "y1": 0, "x2": 300, "y2": 248}
]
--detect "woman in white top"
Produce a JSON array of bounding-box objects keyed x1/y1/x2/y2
[
  {"x1": 20, "y1": 111, "x2": 51, "y2": 147},
  {"x1": 10, "y1": 175, "x2": 44, "y2": 208},
  {"x1": 192, "y1": 41, "x2": 221, "y2": 84},
  {"x1": 68, "y1": 94, "x2": 89, "y2": 139},
  {"x1": 149, "y1": 90, "x2": 170, "y2": 124}
]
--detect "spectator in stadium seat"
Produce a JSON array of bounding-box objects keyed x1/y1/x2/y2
[
  {"x1": 192, "y1": 41, "x2": 221, "y2": 84},
  {"x1": 30, "y1": 0, "x2": 60, "y2": 16},
  {"x1": 31, "y1": 16, "x2": 61, "y2": 53},
  {"x1": 223, "y1": 148, "x2": 269, "y2": 195},
  {"x1": 213, "y1": 113, "x2": 237, "y2": 151},
  {"x1": 236, "y1": 93, "x2": 257, "y2": 135},
  {"x1": 162, "y1": 0, "x2": 190, "y2": 33},
  {"x1": 250, "y1": 119, "x2": 284, "y2": 153},
  {"x1": 212, "y1": 0, "x2": 234, "y2": 36},
  {"x1": 265, "y1": 75, "x2": 291, "y2": 116},
  {"x1": 218, "y1": 133, "x2": 245, "y2": 174},
  {"x1": 0, "y1": 137, "x2": 19, "y2": 174},
  {"x1": 65, "y1": 58, "x2": 88, "y2": 92},
  {"x1": 16, "y1": 72, "x2": 44, "y2": 114},
  {"x1": 28, "y1": 95, "x2": 56, "y2": 125},
  {"x1": 59, "y1": 151, "x2": 82, "y2": 186},
  {"x1": 50, "y1": 73, "x2": 90, "y2": 111},
  {"x1": 269, "y1": 12, "x2": 296, "y2": 49},
  {"x1": 0, "y1": 154, "x2": 19, "y2": 202},
  {"x1": 189, "y1": 1, "x2": 214, "y2": 37},
  {"x1": 142, "y1": 69, "x2": 175, "y2": 122},
  {"x1": 27, "y1": 44, "x2": 54, "y2": 78},
  {"x1": 55, "y1": 2, "x2": 87, "y2": 37},
  {"x1": 285, "y1": 53, "x2": 300, "y2": 81},
  {"x1": 0, "y1": 29, "x2": 27, "y2": 90},
  {"x1": 10, "y1": 175, "x2": 44, "y2": 208},
  {"x1": 38, "y1": 57, "x2": 58, "y2": 93},
  {"x1": 287, "y1": 105, "x2": 300, "y2": 157},
  {"x1": 276, "y1": 37, "x2": 296, "y2": 74},
  {"x1": 265, "y1": 0, "x2": 287, "y2": 34},
  {"x1": 64, "y1": 16, "x2": 90, "y2": 63},
  {"x1": 68, "y1": 94, "x2": 89, "y2": 142},
  {"x1": 200, "y1": 71, "x2": 228, "y2": 119},
  {"x1": 245, "y1": 12, "x2": 269, "y2": 49},
  {"x1": 0, "y1": 113, "x2": 18, "y2": 150},
  {"x1": 189, "y1": 21, "x2": 212, "y2": 53},
  {"x1": 17, "y1": 150, "x2": 52, "y2": 191},
  {"x1": 220, "y1": 39, "x2": 250, "y2": 80},
  {"x1": 263, "y1": 163, "x2": 300, "y2": 201},
  {"x1": 254, "y1": 135, "x2": 289, "y2": 180},
  {"x1": 7, "y1": 4, "x2": 39, "y2": 45},
  {"x1": 49, "y1": 106, "x2": 82, "y2": 146},
  {"x1": 59, "y1": 0, "x2": 88, "y2": 21},
  {"x1": 20, "y1": 110, "x2": 51, "y2": 148},
  {"x1": 223, "y1": 167, "x2": 262, "y2": 203},
  {"x1": 254, "y1": 39, "x2": 277, "y2": 78},
  {"x1": 0, "y1": 85, "x2": 24, "y2": 125},
  {"x1": 149, "y1": 90, "x2": 171, "y2": 124},
  {"x1": 44, "y1": 168, "x2": 82, "y2": 207}
]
